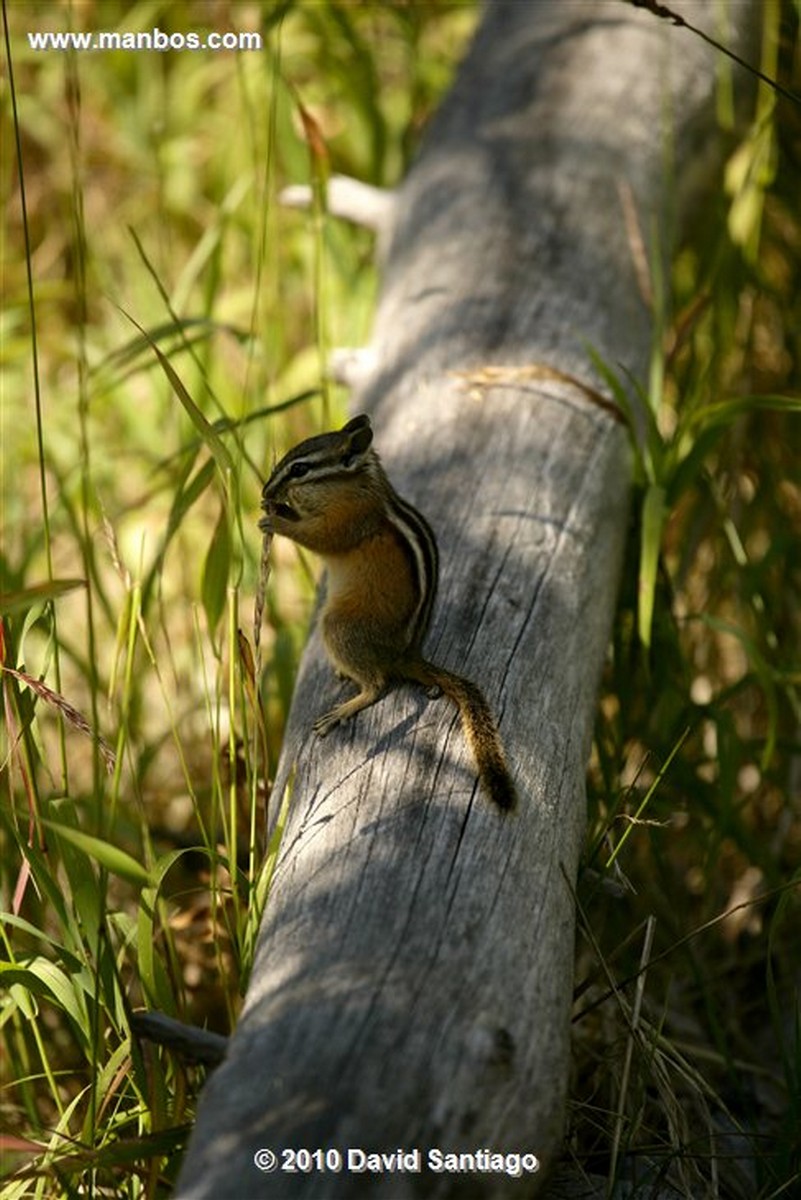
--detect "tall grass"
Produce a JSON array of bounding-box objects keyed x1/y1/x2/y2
[
  {"x1": 1, "y1": 2, "x2": 476, "y2": 1193},
  {"x1": 1, "y1": 1, "x2": 799, "y2": 1198},
  {"x1": 574, "y1": 5, "x2": 801, "y2": 1194}
]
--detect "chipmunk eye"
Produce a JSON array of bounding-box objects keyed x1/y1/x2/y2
[{"x1": 288, "y1": 461, "x2": 310, "y2": 479}]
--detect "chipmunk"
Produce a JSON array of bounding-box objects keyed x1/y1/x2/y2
[{"x1": 259, "y1": 415, "x2": 516, "y2": 811}]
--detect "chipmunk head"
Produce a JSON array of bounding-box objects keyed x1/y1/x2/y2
[{"x1": 259, "y1": 415, "x2": 382, "y2": 552}]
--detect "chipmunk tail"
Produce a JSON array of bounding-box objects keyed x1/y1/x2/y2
[{"x1": 407, "y1": 661, "x2": 516, "y2": 812}]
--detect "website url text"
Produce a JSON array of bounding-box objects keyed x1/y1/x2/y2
[{"x1": 28, "y1": 28, "x2": 262, "y2": 53}]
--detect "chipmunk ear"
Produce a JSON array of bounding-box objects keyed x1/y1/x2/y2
[{"x1": 341, "y1": 414, "x2": 373, "y2": 454}]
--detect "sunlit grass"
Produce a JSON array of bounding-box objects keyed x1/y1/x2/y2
[{"x1": 2, "y1": 1, "x2": 478, "y2": 1192}]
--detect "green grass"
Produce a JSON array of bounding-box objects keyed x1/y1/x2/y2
[
  {"x1": 574, "y1": 6, "x2": 801, "y2": 1192},
  {"x1": 1, "y1": 1, "x2": 799, "y2": 1197},
  {"x1": 1, "y1": 2, "x2": 477, "y2": 1193}
]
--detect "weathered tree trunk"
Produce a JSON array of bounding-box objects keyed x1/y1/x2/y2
[{"x1": 176, "y1": 3, "x2": 756, "y2": 1196}]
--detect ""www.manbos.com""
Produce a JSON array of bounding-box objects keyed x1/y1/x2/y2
[{"x1": 27, "y1": 28, "x2": 263, "y2": 52}]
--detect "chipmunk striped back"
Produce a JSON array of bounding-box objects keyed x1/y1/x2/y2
[{"x1": 381, "y1": 476, "x2": 438, "y2": 650}]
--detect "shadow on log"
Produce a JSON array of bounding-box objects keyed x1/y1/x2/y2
[{"x1": 175, "y1": 2, "x2": 756, "y2": 1196}]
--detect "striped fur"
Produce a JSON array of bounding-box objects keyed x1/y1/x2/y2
[{"x1": 382, "y1": 481, "x2": 438, "y2": 650}]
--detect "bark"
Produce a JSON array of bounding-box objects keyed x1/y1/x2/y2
[{"x1": 175, "y1": 3, "x2": 756, "y2": 1196}]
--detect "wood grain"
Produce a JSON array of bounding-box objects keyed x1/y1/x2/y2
[{"x1": 175, "y1": 3, "x2": 757, "y2": 1196}]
